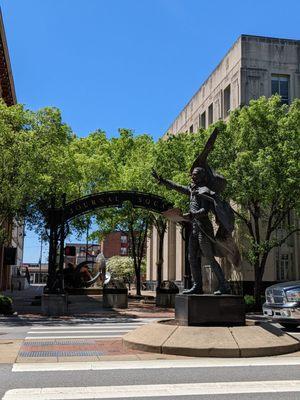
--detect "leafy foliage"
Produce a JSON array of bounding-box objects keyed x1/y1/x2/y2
[
  {"x1": 153, "y1": 96, "x2": 300, "y2": 304},
  {"x1": 0, "y1": 295, "x2": 13, "y2": 314},
  {"x1": 107, "y1": 256, "x2": 137, "y2": 280},
  {"x1": 213, "y1": 96, "x2": 300, "y2": 304}
]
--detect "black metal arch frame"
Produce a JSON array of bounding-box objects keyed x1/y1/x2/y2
[{"x1": 45, "y1": 191, "x2": 173, "y2": 293}]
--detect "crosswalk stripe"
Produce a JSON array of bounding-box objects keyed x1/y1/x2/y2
[
  {"x1": 28, "y1": 329, "x2": 136, "y2": 334},
  {"x1": 4, "y1": 380, "x2": 300, "y2": 399},
  {"x1": 12, "y1": 356, "x2": 300, "y2": 372},
  {"x1": 31, "y1": 324, "x2": 146, "y2": 330},
  {"x1": 25, "y1": 335, "x2": 124, "y2": 339},
  {"x1": 24, "y1": 319, "x2": 149, "y2": 340}
]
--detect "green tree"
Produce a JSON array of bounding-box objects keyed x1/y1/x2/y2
[
  {"x1": 70, "y1": 130, "x2": 115, "y2": 196},
  {"x1": 153, "y1": 98, "x2": 300, "y2": 305},
  {"x1": 79, "y1": 129, "x2": 155, "y2": 296},
  {"x1": 24, "y1": 107, "x2": 80, "y2": 234},
  {"x1": 0, "y1": 101, "x2": 33, "y2": 244},
  {"x1": 212, "y1": 96, "x2": 300, "y2": 305},
  {"x1": 0, "y1": 101, "x2": 80, "y2": 246}
]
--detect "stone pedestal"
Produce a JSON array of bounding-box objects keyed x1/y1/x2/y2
[
  {"x1": 156, "y1": 284, "x2": 179, "y2": 308},
  {"x1": 156, "y1": 291, "x2": 177, "y2": 308},
  {"x1": 175, "y1": 294, "x2": 245, "y2": 326},
  {"x1": 103, "y1": 288, "x2": 128, "y2": 309},
  {"x1": 41, "y1": 294, "x2": 68, "y2": 316}
]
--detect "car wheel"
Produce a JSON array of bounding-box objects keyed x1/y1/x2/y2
[{"x1": 280, "y1": 322, "x2": 299, "y2": 329}]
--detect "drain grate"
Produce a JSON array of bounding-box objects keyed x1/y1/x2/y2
[
  {"x1": 23, "y1": 340, "x2": 95, "y2": 346},
  {"x1": 19, "y1": 350, "x2": 103, "y2": 357}
]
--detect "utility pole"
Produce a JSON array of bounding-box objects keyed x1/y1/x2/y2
[{"x1": 38, "y1": 237, "x2": 43, "y2": 284}]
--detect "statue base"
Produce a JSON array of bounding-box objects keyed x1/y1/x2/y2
[
  {"x1": 103, "y1": 288, "x2": 128, "y2": 309},
  {"x1": 41, "y1": 294, "x2": 68, "y2": 316},
  {"x1": 156, "y1": 282, "x2": 179, "y2": 308},
  {"x1": 175, "y1": 294, "x2": 245, "y2": 326}
]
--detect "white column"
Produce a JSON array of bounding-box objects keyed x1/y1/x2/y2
[
  {"x1": 162, "y1": 223, "x2": 169, "y2": 281},
  {"x1": 175, "y1": 225, "x2": 184, "y2": 282},
  {"x1": 152, "y1": 225, "x2": 158, "y2": 281},
  {"x1": 168, "y1": 222, "x2": 176, "y2": 281},
  {"x1": 146, "y1": 230, "x2": 153, "y2": 281}
]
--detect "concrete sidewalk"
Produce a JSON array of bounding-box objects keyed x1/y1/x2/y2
[
  {"x1": 0, "y1": 287, "x2": 176, "y2": 364},
  {"x1": 0, "y1": 337, "x2": 190, "y2": 364},
  {"x1": 0, "y1": 340, "x2": 23, "y2": 363},
  {"x1": 1, "y1": 286, "x2": 173, "y2": 319},
  {"x1": 3, "y1": 286, "x2": 292, "y2": 363}
]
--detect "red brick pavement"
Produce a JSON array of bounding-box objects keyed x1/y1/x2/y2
[{"x1": 18, "y1": 339, "x2": 146, "y2": 358}]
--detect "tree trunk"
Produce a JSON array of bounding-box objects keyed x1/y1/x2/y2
[
  {"x1": 156, "y1": 233, "x2": 164, "y2": 289},
  {"x1": 129, "y1": 225, "x2": 141, "y2": 296},
  {"x1": 254, "y1": 253, "x2": 268, "y2": 308},
  {"x1": 135, "y1": 262, "x2": 141, "y2": 296},
  {"x1": 254, "y1": 268, "x2": 262, "y2": 308},
  {"x1": 128, "y1": 213, "x2": 149, "y2": 297}
]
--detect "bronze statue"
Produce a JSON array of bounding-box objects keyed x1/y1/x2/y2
[{"x1": 152, "y1": 128, "x2": 240, "y2": 295}]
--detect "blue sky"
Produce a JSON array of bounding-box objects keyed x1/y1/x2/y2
[{"x1": 2, "y1": 0, "x2": 300, "y2": 263}]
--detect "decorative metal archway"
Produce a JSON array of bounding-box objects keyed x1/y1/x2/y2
[{"x1": 45, "y1": 191, "x2": 173, "y2": 293}]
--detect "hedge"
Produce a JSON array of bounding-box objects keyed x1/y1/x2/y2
[{"x1": 0, "y1": 295, "x2": 13, "y2": 315}]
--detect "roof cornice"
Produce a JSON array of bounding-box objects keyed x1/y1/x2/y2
[{"x1": 0, "y1": 9, "x2": 16, "y2": 105}]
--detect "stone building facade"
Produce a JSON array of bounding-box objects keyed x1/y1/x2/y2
[
  {"x1": 146, "y1": 34, "x2": 300, "y2": 291},
  {"x1": 0, "y1": 10, "x2": 25, "y2": 291}
]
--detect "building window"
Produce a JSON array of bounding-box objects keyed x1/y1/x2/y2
[
  {"x1": 199, "y1": 112, "x2": 206, "y2": 129},
  {"x1": 271, "y1": 75, "x2": 289, "y2": 104},
  {"x1": 120, "y1": 235, "x2": 127, "y2": 243},
  {"x1": 278, "y1": 254, "x2": 289, "y2": 281},
  {"x1": 120, "y1": 247, "x2": 127, "y2": 255},
  {"x1": 223, "y1": 85, "x2": 231, "y2": 117},
  {"x1": 208, "y1": 103, "x2": 213, "y2": 125},
  {"x1": 189, "y1": 125, "x2": 193, "y2": 133}
]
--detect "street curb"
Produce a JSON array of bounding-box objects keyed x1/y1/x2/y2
[{"x1": 123, "y1": 320, "x2": 300, "y2": 358}]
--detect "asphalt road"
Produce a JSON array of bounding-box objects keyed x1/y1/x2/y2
[
  {"x1": 1, "y1": 315, "x2": 300, "y2": 340},
  {"x1": 0, "y1": 316, "x2": 155, "y2": 340},
  {"x1": 1, "y1": 316, "x2": 300, "y2": 399},
  {"x1": 2, "y1": 360, "x2": 300, "y2": 399}
]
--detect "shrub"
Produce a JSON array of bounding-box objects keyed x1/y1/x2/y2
[
  {"x1": 0, "y1": 295, "x2": 13, "y2": 315},
  {"x1": 244, "y1": 294, "x2": 265, "y2": 312},
  {"x1": 244, "y1": 295, "x2": 255, "y2": 312}
]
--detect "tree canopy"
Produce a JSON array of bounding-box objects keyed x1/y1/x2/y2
[
  {"x1": 152, "y1": 96, "x2": 300, "y2": 303},
  {"x1": 224, "y1": 96, "x2": 300, "y2": 303},
  {"x1": 0, "y1": 102, "x2": 79, "y2": 243}
]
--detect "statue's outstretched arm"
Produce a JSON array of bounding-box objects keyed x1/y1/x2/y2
[{"x1": 152, "y1": 169, "x2": 189, "y2": 196}]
